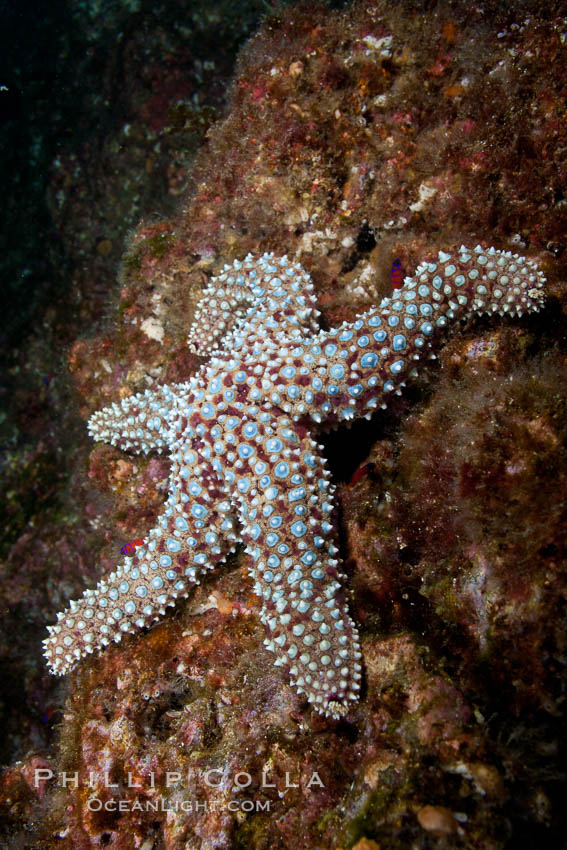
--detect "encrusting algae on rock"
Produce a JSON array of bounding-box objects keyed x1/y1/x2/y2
[{"x1": 43, "y1": 245, "x2": 545, "y2": 718}]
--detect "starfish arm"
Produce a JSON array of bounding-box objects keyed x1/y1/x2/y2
[
  {"x1": 43, "y1": 452, "x2": 240, "y2": 675},
  {"x1": 266, "y1": 246, "x2": 546, "y2": 427},
  {"x1": 87, "y1": 383, "x2": 193, "y2": 454},
  {"x1": 207, "y1": 407, "x2": 362, "y2": 719},
  {"x1": 188, "y1": 254, "x2": 319, "y2": 356}
]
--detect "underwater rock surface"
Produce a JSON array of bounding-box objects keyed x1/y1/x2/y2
[{"x1": 1, "y1": 1, "x2": 566, "y2": 847}]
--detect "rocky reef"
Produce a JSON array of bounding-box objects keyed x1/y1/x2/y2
[{"x1": 1, "y1": 1, "x2": 566, "y2": 848}]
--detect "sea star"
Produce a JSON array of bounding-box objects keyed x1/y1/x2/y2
[{"x1": 43, "y1": 246, "x2": 545, "y2": 718}]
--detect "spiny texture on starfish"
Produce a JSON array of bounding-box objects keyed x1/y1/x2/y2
[{"x1": 43, "y1": 246, "x2": 546, "y2": 718}]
